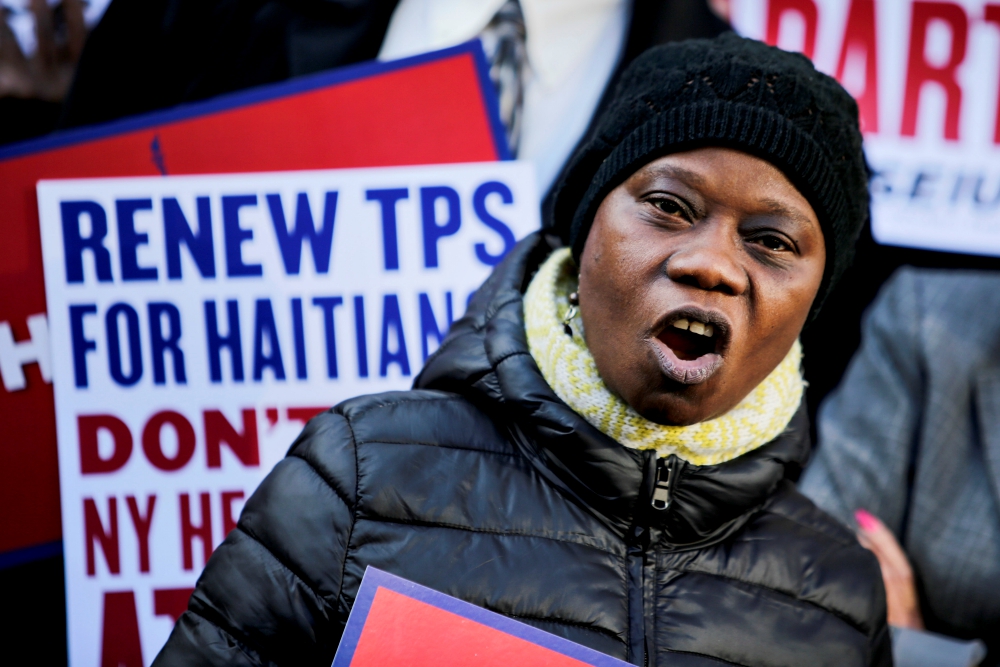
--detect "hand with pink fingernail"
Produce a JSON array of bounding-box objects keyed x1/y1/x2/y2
[{"x1": 854, "y1": 509, "x2": 924, "y2": 630}]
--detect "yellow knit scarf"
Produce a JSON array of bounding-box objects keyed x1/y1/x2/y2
[{"x1": 524, "y1": 248, "x2": 804, "y2": 466}]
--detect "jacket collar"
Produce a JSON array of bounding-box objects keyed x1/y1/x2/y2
[{"x1": 416, "y1": 233, "x2": 811, "y2": 543}]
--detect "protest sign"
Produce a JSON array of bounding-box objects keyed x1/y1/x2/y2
[
  {"x1": 0, "y1": 41, "x2": 507, "y2": 564},
  {"x1": 731, "y1": 0, "x2": 1000, "y2": 255},
  {"x1": 37, "y1": 160, "x2": 539, "y2": 666},
  {"x1": 334, "y1": 568, "x2": 632, "y2": 667}
]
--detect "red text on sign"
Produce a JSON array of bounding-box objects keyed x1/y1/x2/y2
[{"x1": 78, "y1": 408, "x2": 260, "y2": 474}]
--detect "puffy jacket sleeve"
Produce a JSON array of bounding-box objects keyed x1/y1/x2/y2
[
  {"x1": 800, "y1": 267, "x2": 925, "y2": 536},
  {"x1": 152, "y1": 410, "x2": 359, "y2": 667}
]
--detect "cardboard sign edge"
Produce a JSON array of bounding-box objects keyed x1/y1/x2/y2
[{"x1": 0, "y1": 39, "x2": 511, "y2": 164}]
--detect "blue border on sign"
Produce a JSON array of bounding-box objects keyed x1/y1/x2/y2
[
  {"x1": 468, "y1": 42, "x2": 512, "y2": 161},
  {"x1": 0, "y1": 539, "x2": 63, "y2": 570},
  {"x1": 331, "y1": 567, "x2": 632, "y2": 667},
  {"x1": 0, "y1": 40, "x2": 511, "y2": 163}
]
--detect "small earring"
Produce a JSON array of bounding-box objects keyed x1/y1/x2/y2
[{"x1": 563, "y1": 291, "x2": 579, "y2": 337}]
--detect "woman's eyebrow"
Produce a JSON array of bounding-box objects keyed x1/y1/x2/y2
[
  {"x1": 644, "y1": 164, "x2": 707, "y2": 189},
  {"x1": 757, "y1": 197, "x2": 816, "y2": 229}
]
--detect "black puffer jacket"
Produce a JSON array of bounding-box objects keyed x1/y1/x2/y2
[{"x1": 154, "y1": 234, "x2": 891, "y2": 667}]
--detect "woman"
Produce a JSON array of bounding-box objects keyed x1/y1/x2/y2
[{"x1": 154, "y1": 34, "x2": 889, "y2": 667}]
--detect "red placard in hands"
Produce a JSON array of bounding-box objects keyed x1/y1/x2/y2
[{"x1": 334, "y1": 568, "x2": 633, "y2": 667}]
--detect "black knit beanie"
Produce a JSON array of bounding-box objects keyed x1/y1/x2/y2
[{"x1": 551, "y1": 32, "x2": 868, "y2": 315}]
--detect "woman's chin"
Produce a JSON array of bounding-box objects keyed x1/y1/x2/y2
[{"x1": 628, "y1": 389, "x2": 721, "y2": 427}]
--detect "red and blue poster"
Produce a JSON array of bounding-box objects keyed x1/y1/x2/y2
[
  {"x1": 334, "y1": 568, "x2": 632, "y2": 667},
  {"x1": 0, "y1": 40, "x2": 509, "y2": 568}
]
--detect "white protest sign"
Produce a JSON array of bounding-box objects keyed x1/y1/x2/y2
[
  {"x1": 37, "y1": 161, "x2": 539, "y2": 666},
  {"x1": 732, "y1": 0, "x2": 1000, "y2": 255}
]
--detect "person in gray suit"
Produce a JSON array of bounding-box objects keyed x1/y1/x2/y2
[{"x1": 801, "y1": 266, "x2": 1000, "y2": 666}]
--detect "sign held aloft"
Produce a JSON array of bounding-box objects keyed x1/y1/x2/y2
[{"x1": 38, "y1": 161, "x2": 539, "y2": 666}]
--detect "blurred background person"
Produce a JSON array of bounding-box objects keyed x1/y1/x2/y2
[
  {"x1": 375, "y1": 0, "x2": 728, "y2": 192},
  {"x1": 0, "y1": 0, "x2": 105, "y2": 144},
  {"x1": 801, "y1": 268, "x2": 1000, "y2": 667}
]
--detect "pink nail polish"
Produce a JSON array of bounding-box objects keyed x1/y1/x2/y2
[{"x1": 855, "y1": 509, "x2": 878, "y2": 532}]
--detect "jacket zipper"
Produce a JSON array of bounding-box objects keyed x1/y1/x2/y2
[
  {"x1": 636, "y1": 456, "x2": 678, "y2": 666},
  {"x1": 651, "y1": 456, "x2": 677, "y2": 511}
]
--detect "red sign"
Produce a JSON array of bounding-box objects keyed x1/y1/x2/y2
[
  {"x1": 334, "y1": 568, "x2": 632, "y2": 667},
  {"x1": 0, "y1": 42, "x2": 507, "y2": 561}
]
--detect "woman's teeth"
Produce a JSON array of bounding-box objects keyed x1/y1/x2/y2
[{"x1": 672, "y1": 318, "x2": 715, "y2": 338}]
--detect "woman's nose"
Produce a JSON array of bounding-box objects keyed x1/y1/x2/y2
[{"x1": 664, "y1": 221, "x2": 748, "y2": 296}]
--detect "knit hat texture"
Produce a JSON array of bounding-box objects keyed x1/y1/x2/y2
[{"x1": 551, "y1": 32, "x2": 868, "y2": 313}]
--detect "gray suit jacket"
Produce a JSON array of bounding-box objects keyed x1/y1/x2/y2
[{"x1": 801, "y1": 267, "x2": 1000, "y2": 662}]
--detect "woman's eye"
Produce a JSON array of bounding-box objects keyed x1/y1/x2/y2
[
  {"x1": 752, "y1": 234, "x2": 792, "y2": 252},
  {"x1": 651, "y1": 198, "x2": 686, "y2": 217}
]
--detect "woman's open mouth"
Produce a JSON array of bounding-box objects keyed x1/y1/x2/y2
[{"x1": 649, "y1": 310, "x2": 728, "y2": 385}]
